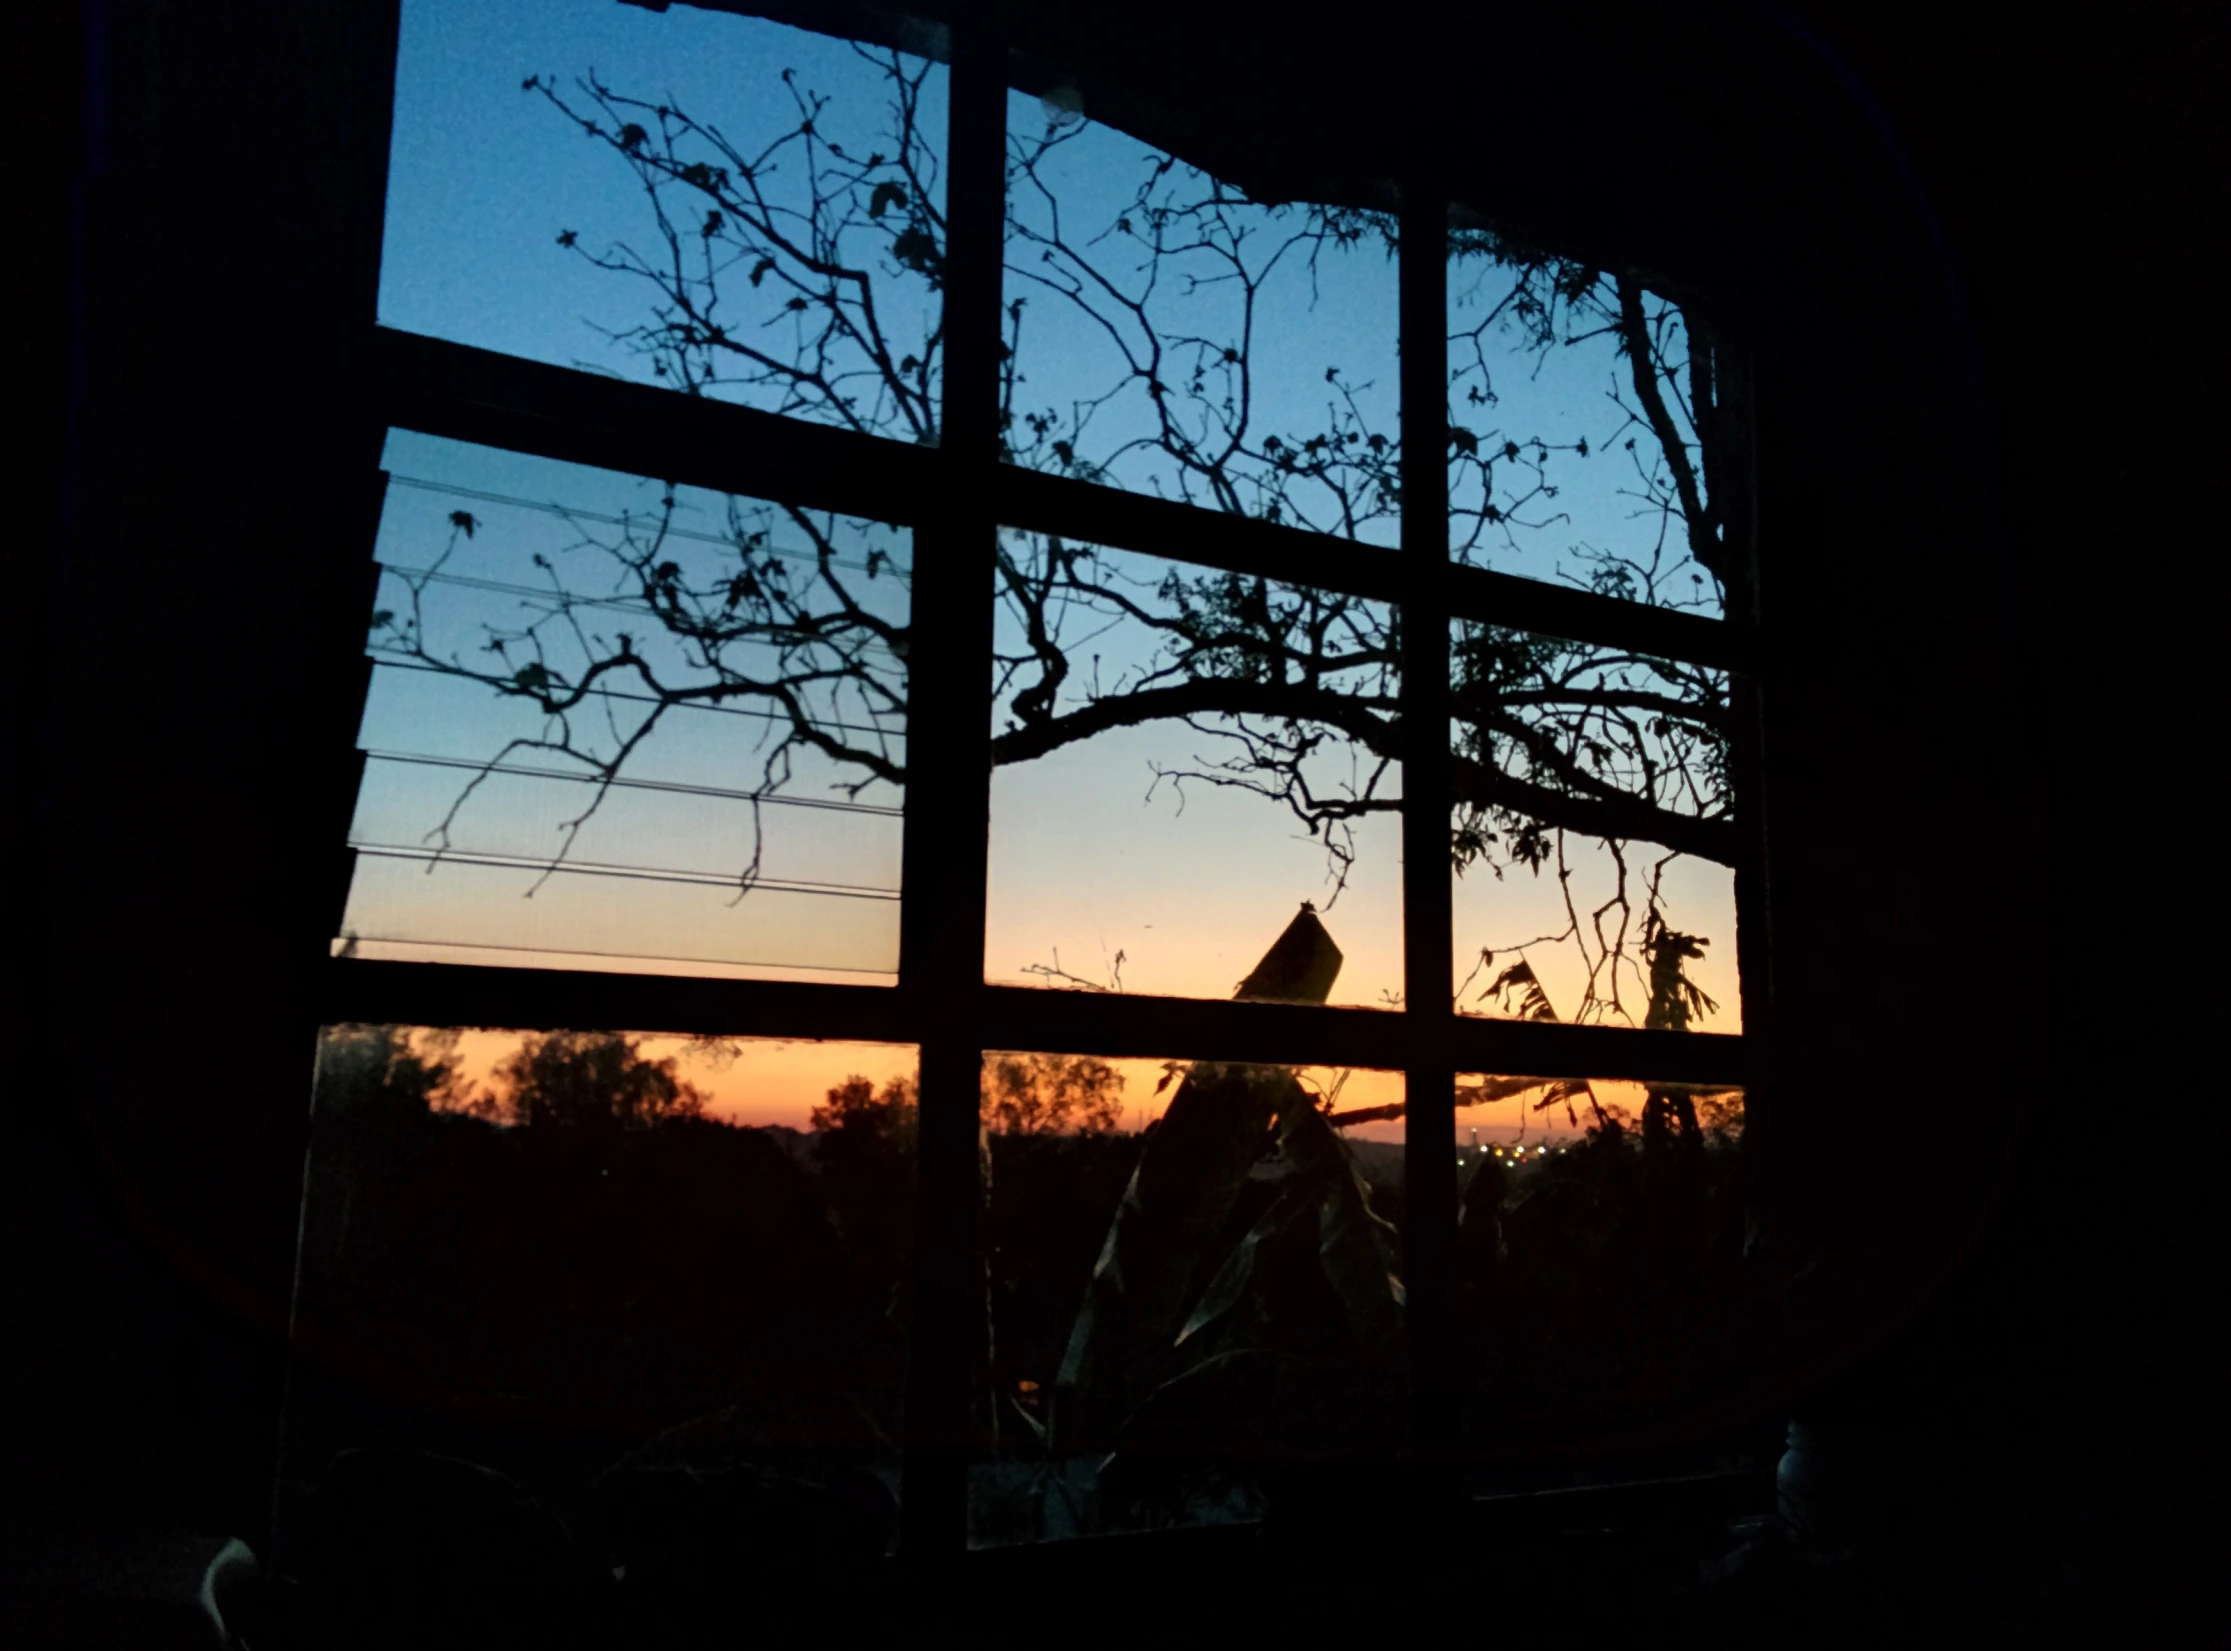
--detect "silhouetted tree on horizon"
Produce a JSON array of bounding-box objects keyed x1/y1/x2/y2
[
  {"x1": 811, "y1": 1071, "x2": 919, "y2": 1150},
  {"x1": 493, "y1": 1029, "x2": 707, "y2": 1133},
  {"x1": 811, "y1": 1050, "x2": 1124, "y2": 1144},
  {"x1": 314, "y1": 1023, "x2": 468, "y2": 1120}
]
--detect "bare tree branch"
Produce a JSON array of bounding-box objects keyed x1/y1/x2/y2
[{"x1": 376, "y1": 50, "x2": 1744, "y2": 1026}]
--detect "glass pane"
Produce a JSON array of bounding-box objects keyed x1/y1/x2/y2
[
  {"x1": 1004, "y1": 83, "x2": 1400, "y2": 543},
  {"x1": 986, "y1": 531, "x2": 1402, "y2": 1009},
  {"x1": 973, "y1": 1042, "x2": 1405, "y2": 1547},
  {"x1": 385, "y1": 0, "x2": 946, "y2": 440},
  {"x1": 1447, "y1": 220, "x2": 1735, "y2": 614},
  {"x1": 278, "y1": 1027, "x2": 917, "y2": 1630},
  {"x1": 340, "y1": 431, "x2": 907, "y2": 983},
  {"x1": 1449, "y1": 619, "x2": 1740, "y2": 1031},
  {"x1": 1453, "y1": 1078, "x2": 1778, "y2": 1487}
]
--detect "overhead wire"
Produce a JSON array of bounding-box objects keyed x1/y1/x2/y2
[
  {"x1": 349, "y1": 842, "x2": 900, "y2": 900},
  {"x1": 364, "y1": 653, "x2": 911, "y2": 745},
  {"x1": 384, "y1": 471, "x2": 913, "y2": 579},
  {"x1": 360, "y1": 749, "x2": 905, "y2": 817},
  {"x1": 372, "y1": 561, "x2": 908, "y2": 669},
  {"x1": 333, "y1": 931, "x2": 898, "y2": 979}
]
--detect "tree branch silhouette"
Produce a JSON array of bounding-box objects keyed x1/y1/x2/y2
[{"x1": 382, "y1": 49, "x2": 1740, "y2": 1023}]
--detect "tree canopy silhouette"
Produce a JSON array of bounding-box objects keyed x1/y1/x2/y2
[
  {"x1": 811, "y1": 1071, "x2": 919, "y2": 1149},
  {"x1": 377, "y1": 42, "x2": 1744, "y2": 1022},
  {"x1": 984, "y1": 1053, "x2": 1123, "y2": 1136},
  {"x1": 494, "y1": 1030, "x2": 706, "y2": 1133},
  {"x1": 812, "y1": 1051, "x2": 1122, "y2": 1143},
  {"x1": 314, "y1": 1023, "x2": 467, "y2": 1120}
]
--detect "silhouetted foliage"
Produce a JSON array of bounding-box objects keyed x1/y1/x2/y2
[
  {"x1": 984, "y1": 1052, "x2": 1122, "y2": 1135},
  {"x1": 810, "y1": 1071, "x2": 919, "y2": 1148},
  {"x1": 314, "y1": 1023, "x2": 467, "y2": 1122},
  {"x1": 493, "y1": 1030, "x2": 707, "y2": 1133},
  {"x1": 295, "y1": 1029, "x2": 905, "y2": 1460},
  {"x1": 810, "y1": 1052, "x2": 1123, "y2": 1144},
  {"x1": 1457, "y1": 1098, "x2": 1774, "y2": 1464},
  {"x1": 965, "y1": 910, "x2": 1409, "y2": 1541},
  {"x1": 970, "y1": 909, "x2": 1755, "y2": 1540},
  {"x1": 376, "y1": 43, "x2": 1742, "y2": 1010}
]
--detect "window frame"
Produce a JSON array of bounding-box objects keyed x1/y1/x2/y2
[{"x1": 319, "y1": 7, "x2": 1761, "y2": 1556}]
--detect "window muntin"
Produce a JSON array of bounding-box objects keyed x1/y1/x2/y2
[
  {"x1": 329, "y1": 6, "x2": 1765, "y2": 1566},
  {"x1": 341, "y1": 429, "x2": 909, "y2": 983}
]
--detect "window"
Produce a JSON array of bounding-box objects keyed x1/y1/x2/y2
[{"x1": 289, "y1": 0, "x2": 1762, "y2": 1573}]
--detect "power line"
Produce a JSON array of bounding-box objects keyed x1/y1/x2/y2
[
  {"x1": 379, "y1": 562, "x2": 665, "y2": 620},
  {"x1": 384, "y1": 471, "x2": 913, "y2": 580},
  {"x1": 349, "y1": 843, "x2": 901, "y2": 900},
  {"x1": 364, "y1": 654, "x2": 912, "y2": 745},
  {"x1": 374, "y1": 562, "x2": 908, "y2": 669},
  {"x1": 333, "y1": 931, "x2": 898, "y2": 979},
  {"x1": 361, "y1": 749, "x2": 905, "y2": 817}
]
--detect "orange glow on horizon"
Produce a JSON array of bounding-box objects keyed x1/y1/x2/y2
[{"x1": 392, "y1": 1026, "x2": 1656, "y2": 1145}]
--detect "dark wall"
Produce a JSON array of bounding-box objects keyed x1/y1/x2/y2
[
  {"x1": 16, "y1": 0, "x2": 2205, "y2": 1613},
  {"x1": 1745, "y1": 0, "x2": 2211, "y2": 1611},
  {"x1": 15, "y1": 0, "x2": 400, "y2": 1559}
]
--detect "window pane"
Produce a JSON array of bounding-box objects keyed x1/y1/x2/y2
[
  {"x1": 1449, "y1": 619, "x2": 1740, "y2": 1031},
  {"x1": 1447, "y1": 220, "x2": 1735, "y2": 615},
  {"x1": 278, "y1": 1027, "x2": 918, "y2": 1626},
  {"x1": 986, "y1": 532, "x2": 1402, "y2": 1007},
  {"x1": 384, "y1": 0, "x2": 946, "y2": 441},
  {"x1": 1004, "y1": 85, "x2": 1400, "y2": 543},
  {"x1": 973, "y1": 1047, "x2": 1404, "y2": 1547},
  {"x1": 1452, "y1": 1078, "x2": 1776, "y2": 1483},
  {"x1": 341, "y1": 431, "x2": 907, "y2": 982}
]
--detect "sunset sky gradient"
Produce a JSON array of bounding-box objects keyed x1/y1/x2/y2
[{"x1": 344, "y1": 0, "x2": 1742, "y2": 1130}]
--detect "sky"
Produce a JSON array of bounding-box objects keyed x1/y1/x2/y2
[{"x1": 356, "y1": 0, "x2": 1743, "y2": 1128}]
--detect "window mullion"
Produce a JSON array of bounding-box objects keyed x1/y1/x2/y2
[
  {"x1": 895, "y1": 13, "x2": 1005, "y2": 1563},
  {"x1": 1398, "y1": 178, "x2": 1459, "y2": 1502}
]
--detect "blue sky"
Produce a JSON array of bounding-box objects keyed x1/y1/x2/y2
[{"x1": 366, "y1": 0, "x2": 1739, "y2": 1042}]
